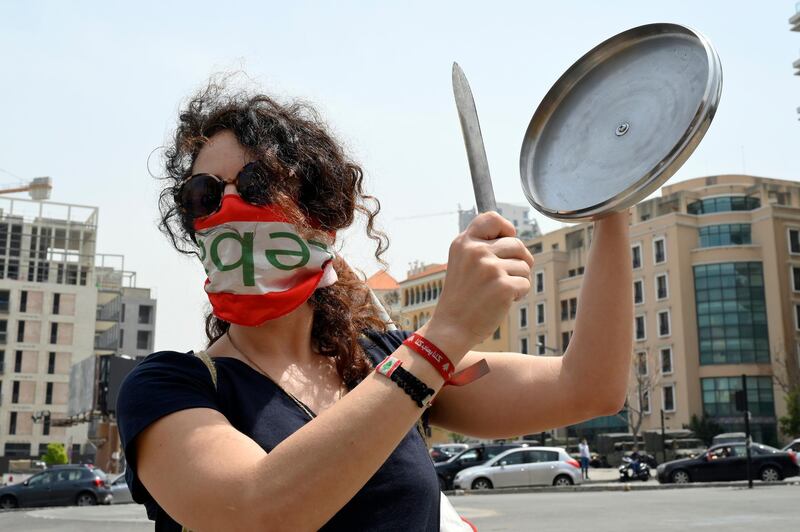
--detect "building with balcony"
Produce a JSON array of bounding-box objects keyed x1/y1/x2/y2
[
  {"x1": 511, "y1": 175, "x2": 800, "y2": 446},
  {"x1": 0, "y1": 198, "x2": 98, "y2": 459}
]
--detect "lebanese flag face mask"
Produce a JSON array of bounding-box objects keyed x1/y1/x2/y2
[{"x1": 194, "y1": 194, "x2": 337, "y2": 326}]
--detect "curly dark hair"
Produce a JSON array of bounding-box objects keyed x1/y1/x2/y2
[{"x1": 158, "y1": 79, "x2": 390, "y2": 390}]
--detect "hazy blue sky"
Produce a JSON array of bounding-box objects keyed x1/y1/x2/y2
[{"x1": 1, "y1": 1, "x2": 798, "y2": 351}]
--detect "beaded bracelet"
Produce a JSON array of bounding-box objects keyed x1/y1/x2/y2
[{"x1": 375, "y1": 355, "x2": 435, "y2": 408}]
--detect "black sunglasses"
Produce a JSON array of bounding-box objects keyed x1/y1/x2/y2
[{"x1": 177, "y1": 161, "x2": 270, "y2": 219}]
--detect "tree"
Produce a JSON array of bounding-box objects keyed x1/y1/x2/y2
[
  {"x1": 779, "y1": 387, "x2": 800, "y2": 438},
  {"x1": 448, "y1": 432, "x2": 468, "y2": 443},
  {"x1": 619, "y1": 347, "x2": 662, "y2": 448},
  {"x1": 685, "y1": 413, "x2": 723, "y2": 446},
  {"x1": 40, "y1": 443, "x2": 68, "y2": 466}
]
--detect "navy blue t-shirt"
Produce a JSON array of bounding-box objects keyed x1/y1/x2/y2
[{"x1": 116, "y1": 330, "x2": 439, "y2": 531}]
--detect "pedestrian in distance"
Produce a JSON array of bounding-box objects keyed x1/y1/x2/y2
[
  {"x1": 116, "y1": 77, "x2": 634, "y2": 531},
  {"x1": 579, "y1": 438, "x2": 591, "y2": 480}
]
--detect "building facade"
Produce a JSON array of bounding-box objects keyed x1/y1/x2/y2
[
  {"x1": 365, "y1": 270, "x2": 401, "y2": 325},
  {"x1": 510, "y1": 175, "x2": 800, "y2": 446},
  {"x1": 0, "y1": 198, "x2": 99, "y2": 459}
]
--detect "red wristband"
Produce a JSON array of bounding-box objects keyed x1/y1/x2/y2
[{"x1": 403, "y1": 333, "x2": 455, "y2": 382}]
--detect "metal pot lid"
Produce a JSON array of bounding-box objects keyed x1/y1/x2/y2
[{"x1": 520, "y1": 23, "x2": 722, "y2": 221}]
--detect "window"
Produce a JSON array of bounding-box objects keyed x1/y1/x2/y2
[
  {"x1": 694, "y1": 262, "x2": 769, "y2": 364},
  {"x1": 560, "y1": 300, "x2": 568, "y2": 321},
  {"x1": 687, "y1": 196, "x2": 760, "y2": 214},
  {"x1": 535, "y1": 271, "x2": 544, "y2": 293},
  {"x1": 789, "y1": 228, "x2": 800, "y2": 254},
  {"x1": 50, "y1": 323, "x2": 58, "y2": 344},
  {"x1": 561, "y1": 331, "x2": 571, "y2": 352},
  {"x1": 653, "y1": 238, "x2": 666, "y2": 264},
  {"x1": 530, "y1": 243, "x2": 543, "y2": 254},
  {"x1": 3, "y1": 442, "x2": 30, "y2": 457},
  {"x1": 121, "y1": 304, "x2": 126, "y2": 322},
  {"x1": 14, "y1": 350, "x2": 21, "y2": 372},
  {"x1": 701, "y1": 376, "x2": 774, "y2": 417},
  {"x1": 793, "y1": 266, "x2": 800, "y2": 292},
  {"x1": 0, "y1": 319, "x2": 6, "y2": 343},
  {"x1": 519, "y1": 306, "x2": 528, "y2": 328},
  {"x1": 0, "y1": 290, "x2": 8, "y2": 313},
  {"x1": 52, "y1": 293, "x2": 60, "y2": 314},
  {"x1": 520, "y1": 337, "x2": 529, "y2": 355},
  {"x1": 795, "y1": 304, "x2": 800, "y2": 332},
  {"x1": 138, "y1": 305, "x2": 153, "y2": 324},
  {"x1": 45, "y1": 382, "x2": 53, "y2": 405},
  {"x1": 641, "y1": 389, "x2": 651, "y2": 414},
  {"x1": 634, "y1": 280, "x2": 644, "y2": 305},
  {"x1": 9, "y1": 412, "x2": 17, "y2": 434},
  {"x1": 699, "y1": 224, "x2": 752, "y2": 248},
  {"x1": 663, "y1": 385, "x2": 676, "y2": 412},
  {"x1": 632, "y1": 244, "x2": 642, "y2": 269},
  {"x1": 569, "y1": 298, "x2": 577, "y2": 320},
  {"x1": 658, "y1": 310, "x2": 671, "y2": 337},
  {"x1": 492, "y1": 327, "x2": 501, "y2": 340},
  {"x1": 637, "y1": 352, "x2": 648, "y2": 376},
  {"x1": 656, "y1": 274, "x2": 668, "y2": 300},
  {"x1": 635, "y1": 315, "x2": 646, "y2": 341},
  {"x1": 119, "y1": 329, "x2": 125, "y2": 348},
  {"x1": 660, "y1": 347, "x2": 673, "y2": 374},
  {"x1": 12, "y1": 381, "x2": 19, "y2": 403},
  {"x1": 47, "y1": 352, "x2": 55, "y2": 374},
  {"x1": 19, "y1": 291, "x2": 27, "y2": 312},
  {"x1": 536, "y1": 303, "x2": 545, "y2": 325},
  {"x1": 537, "y1": 334, "x2": 546, "y2": 355},
  {"x1": 137, "y1": 330, "x2": 151, "y2": 350},
  {"x1": 16, "y1": 320, "x2": 24, "y2": 342}
]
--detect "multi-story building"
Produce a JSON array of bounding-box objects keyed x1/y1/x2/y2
[
  {"x1": 459, "y1": 202, "x2": 541, "y2": 240},
  {"x1": 0, "y1": 197, "x2": 99, "y2": 459},
  {"x1": 511, "y1": 174, "x2": 800, "y2": 446},
  {"x1": 366, "y1": 270, "x2": 401, "y2": 325}
]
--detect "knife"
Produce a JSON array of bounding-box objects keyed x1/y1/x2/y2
[{"x1": 452, "y1": 62, "x2": 497, "y2": 213}]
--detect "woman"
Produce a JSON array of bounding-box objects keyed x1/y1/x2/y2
[{"x1": 117, "y1": 81, "x2": 633, "y2": 531}]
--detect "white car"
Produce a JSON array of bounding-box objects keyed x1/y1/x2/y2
[
  {"x1": 110, "y1": 474, "x2": 133, "y2": 504},
  {"x1": 453, "y1": 447, "x2": 582, "y2": 490}
]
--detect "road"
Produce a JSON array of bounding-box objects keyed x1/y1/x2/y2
[{"x1": 0, "y1": 485, "x2": 797, "y2": 530}]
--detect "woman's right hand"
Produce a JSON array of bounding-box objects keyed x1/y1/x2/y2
[{"x1": 423, "y1": 211, "x2": 534, "y2": 360}]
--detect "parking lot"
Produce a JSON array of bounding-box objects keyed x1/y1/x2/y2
[{"x1": 0, "y1": 483, "x2": 798, "y2": 531}]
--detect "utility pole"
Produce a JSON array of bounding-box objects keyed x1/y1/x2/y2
[
  {"x1": 735, "y1": 374, "x2": 754, "y2": 489},
  {"x1": 660, "y1": 409, "x2": 667, "y2": 464}
]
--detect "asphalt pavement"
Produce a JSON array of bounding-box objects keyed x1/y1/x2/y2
[{"x1": 0, "y1": 484, "x2": 797, "y2": 531}]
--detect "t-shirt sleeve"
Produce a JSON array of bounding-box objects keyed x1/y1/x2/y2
[{"x1": 116, "y1": 350, "x2": 220, "y2": 505}]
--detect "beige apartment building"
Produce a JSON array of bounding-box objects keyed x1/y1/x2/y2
[
  {"x1": 0, "y1": 198, "x2": 98, "y2": 459},
  {"x1": 510, "y1": 174, "x2": 800, "y2": 446}
]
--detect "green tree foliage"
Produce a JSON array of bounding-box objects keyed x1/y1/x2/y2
[
  {"x1": 779, "y1": 387, "x2": 800, "y2": 438},
  {"x1": 685, "y1": 414, "x2": 723, "y2": 446},
  {"x1": 40, "y1": 443, "x2": 68, "y2": 466}
]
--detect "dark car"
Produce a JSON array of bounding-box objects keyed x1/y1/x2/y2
[
  {"x1": 0, "y1": 465, "x2": 113, "y2": 509},
  {"x1": 657, "y1": 442, "x2": 799, "y2": 484},
  {"x1": 435, "y1": 443, "x2": 525, "y2": 490}
]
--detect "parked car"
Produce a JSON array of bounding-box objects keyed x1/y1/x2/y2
[
  {"x1": 454, "y1": 447, "x2": 582, "y2": 490},
  {"x1": 110, "y1": 473, "x2": 133, "y2": 504},
  {"x1": 435, "y1": 443, "x2": 525, "y2": 490},
  {"x1": 711, "y1": 432, "x2": 746, "y2": 446},
  {"x1": 781, "y1": 438, "x2": 800, "y2": 454},
  {"x1": 656, "y1": 442, "x2": 799, "y2": 484},
  {"x1": 429, "y1": 443, "x2": 469, "y2": 463},
  {"x1": 0, "y1": 465, "x2": 112, "y2": 509}
]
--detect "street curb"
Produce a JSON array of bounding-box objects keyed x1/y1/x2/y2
[{"x1": 444, "y1": 480, "x2": 800, "y2": 496}]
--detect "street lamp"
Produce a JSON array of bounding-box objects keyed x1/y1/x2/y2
[{"x1": 536, "y1": 342, "x2": 561, "y2": 355}]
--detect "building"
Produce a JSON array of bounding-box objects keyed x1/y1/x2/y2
[
  {"x1": 0, "y1": 197, "x2": 99, "y2": 460},
  {"x1": 365, "y1": 270, "x2": 401, "y2": 324},
  {"x1": 459, "y1": 202, "x2": 541, "y2": 239},
  {"x1": 792, "y1": 4, "x2": 800, "y2": 119},
  {"x1": 511, "y1": 175, "x2": 800, "y2": 446}
]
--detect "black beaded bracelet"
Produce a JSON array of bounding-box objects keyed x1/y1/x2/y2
[{"x1": 375, "y1": 356, "x2": 435, "y2": 408}]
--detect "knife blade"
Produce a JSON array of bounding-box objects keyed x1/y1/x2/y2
[{"x1": 452, "y1": 62, "x2": 497, "y2": 214}]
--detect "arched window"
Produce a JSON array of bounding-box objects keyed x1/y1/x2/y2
[
  {"x1": 426, "y1": 284, "x2": 432, "y2": 301},
  {"x1": 432, "y1": 284, "x2": 438, "y2": 299}
]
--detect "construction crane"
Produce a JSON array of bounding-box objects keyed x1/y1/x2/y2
[{"x1": 0, "y1": 176, "x2": 53, "y2": 200}]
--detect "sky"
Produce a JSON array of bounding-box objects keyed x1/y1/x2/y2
[{"x1": 1, "y1": 1, "x2": 798, "y2": 352}]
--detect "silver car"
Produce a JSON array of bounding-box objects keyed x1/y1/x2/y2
[
  {"x1": 110, "y1": 474, "x2": 133, "y2": 504},
  {"x1": 453, "y1": 447, "x2": 582, "y2": 489}
]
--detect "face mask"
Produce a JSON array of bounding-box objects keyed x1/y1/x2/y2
[{"x1": 194, "y1": 194, "x2": 337, "y2": 326}]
